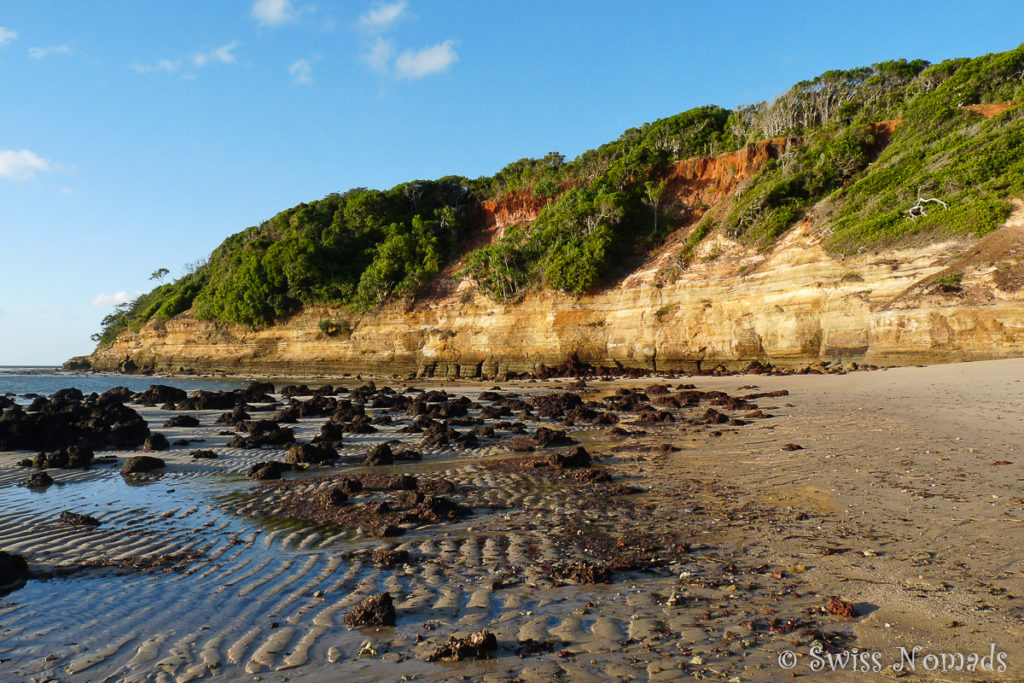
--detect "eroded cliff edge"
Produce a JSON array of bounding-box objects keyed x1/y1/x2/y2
[{"x1": 83, "y1": 183, "x2": 1024, "y2": 378}]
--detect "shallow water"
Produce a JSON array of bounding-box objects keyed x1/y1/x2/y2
[
  {"x1": 0, "y1": 367, "x2": 248, "y2": 403},
  {"x1": 0, "y1": 387, "x2": 611, "y2": 681}
]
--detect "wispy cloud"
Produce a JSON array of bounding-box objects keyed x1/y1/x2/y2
[
  {"x1": 0, "y1": 149, "x2": 61, "y2": 182},
  {"x1": 192, "y1": 42, "x2": 238, "y2": 67},
  {"x1": 395, "y1": 40, "x2": 456, "y2": 79},
  {"x1": 28, "y1": 44, "x2": 71, "y2": 59},
  {"x1": 357, "y1": 1, "x2": 455, "y2": 80},
  {"x1": 289, "y1": 58, "x2": 312, "y2": 84},
  {"x1": 0, "y1": 27, "x2": 17, "y2": 48},
  {"x1": 132, "y1": 42, "x2": 239, "y2": 76},
  {"x1": 359, "y1": 1, "x2": 408, "y2": 31},
  {"x1": 252, "y1": 0, "x2": 296, "y2": 26},
  {"x1": 363, "y1": 37, "x2": 394, "y2": 74},
  {"x1": 90, "y1": 291, "x2": 142, "y2": 308}
]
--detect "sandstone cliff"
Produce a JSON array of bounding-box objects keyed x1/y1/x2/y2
[{"x1": 84, "y1": 149, "x2": 1024, "y2": 378}]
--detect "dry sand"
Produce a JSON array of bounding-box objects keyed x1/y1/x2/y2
[{"x1": 0, "y1": 358, "x2": 1021, "y2": 682}]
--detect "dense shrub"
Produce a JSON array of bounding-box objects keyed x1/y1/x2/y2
[{"x1": 95, "y1": 44, "x2": 1024, "y2": 341}]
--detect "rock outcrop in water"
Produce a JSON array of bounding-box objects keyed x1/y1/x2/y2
[{"x1": 0, "y1": 389, "x2": 150, "y2": 453}]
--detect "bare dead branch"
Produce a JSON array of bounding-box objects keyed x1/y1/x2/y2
[{"x1": 904, "y1": 197, "x2": 949, "y2": 219}]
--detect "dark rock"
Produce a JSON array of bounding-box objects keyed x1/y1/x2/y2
[
  {"x1": 215, "y1": 406, "x2": 251, "y2": 425},
  {"x1": 421, "y1": 477, "x2": 457, "y2": 495},
  {"x1": 246, "y1": 461, "x2": 294, "y2": 480},
  {"x1": 279, "y1": 384, "x2": 311, "y2": 398},
  {"x1": 371, "y1": 547, "x2": 410, "y2": 568},
  {"x1": 364, "y1": 443, "x2": 394, "y2": 466},
  {"x1": 479, "y1": 405, "x2": 511, "y2": 420},
  {"x1": 286, "y1": 442, "x2": 339, "y2": 465},
  {"x1": 298, "y1": 395, "x2": 337, "y2": 418},
  {"x1": 273, "y1": 406, "x2": 300, "y2": 423},
  {"x1": 409, "y1": 496, "x2": 471, "y2": 522},
  {"x1": 189, "y1": 449, "x2": 218, "y2": 459},
  {"x1": 342, "y1": 419, "x2": 377, "y2": 434},
  {"x1": 824, "y1": 597, "x2": 858, "y2": 617},
  {"x1": 343, "y1": 592, "x2": 395, "y2": 628},
  {"x1": 25, "y1": 471, "x2": 53, "y2": 488},
  {"x1": 548, "y1": 446, "x2": 591, "y2": 469},
  {"x1": 0, "y1": 551, "x2": 29, "y2": 591},
  {"x1": 231, "y1": 422, "x2": 295, "y2": 448},
  {"x1": 394, "y1": 448, "x2": 422, "y2": 461},
  {"x1": 239, "y1": 419, "x2": 278, "y2": 434},
  {"x1": 32, "y1": 445, "x2": 94, "y2": 470},
  {"x1": 326, "y1": 488, "x2": 348, "y2": 506},
  {"x1": 700, "y1": 408, "x2": 729, "y2": 425},
  {"x1": 176, "y1": 390, "x2": 239, "y2": 411},
  {"x1": 143, "y1": 433, "x2": 170, "y2": 452},
  {"x1": 163, "y1": 414, "x2": 201, "y2": 428},
  {"x1": 454, "y1": 430, "x2": 478, "y2": 448},
  {"x1": 240, "y1": 381, "x2": 275, "y2": 403},
  {"x1": 58, "y1": 510, "x2": 101, "y2": 527},
  {"x1": 121, "y1": 455, "x2": 166, "y2": 475},
  {"x1": 392, "y1": 490, "x2": 425, "y2": 508},
  {"x1": 637, "y1": 407, "x2": 674, "y2": 423},
  {"x1": 427, "y1": 631, "x2": 497, "y2": 662},
  {"x1": 135, "y1": 384, "x2": 187, "y2": 405},
  {"x1": 312, "y1": 421, "x2": 345, "y2": 447},
  {"x1": 420, "y1": 422, "x2": 454, "y2": 447},
  {"x1": 552, "y1": 561, "x2": 612, "y2": 584},
  {"x1": 532, "y1": 427, "x2": 575, "y2": 448},
  {"x1": 335, "y1": 476, "x2": 363, "y2": 494},
  {"x1": 0, "y1": 393, "x2": 149, "y2": 453},
  {"x1": 781, "y1": 443, "x2": 804, "y2": 451}
]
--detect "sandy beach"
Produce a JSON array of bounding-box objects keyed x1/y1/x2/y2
[{"x1": 0, "y1": 358, "x2": 1022, "y2": 682}]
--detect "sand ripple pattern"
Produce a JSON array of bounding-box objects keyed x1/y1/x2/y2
[{"x1": 0, "y1": 388, "x2": 654, "y2": 681}]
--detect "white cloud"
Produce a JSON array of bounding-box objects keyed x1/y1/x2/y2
[
  {"x1": 193, "y1": 41, "x2": 238, "y2": 67},
  {"x1": 359, "y1": 1, "x2": 408, "y2": 31},
  {"x1": 28, "y1": 44, "x2": 71, "y2": 59},
  {"x1": 133, "y1": 42, "x2": 238, "y2": 76},
  {"x1": 0, "y1": 27, "x2": 17, "y2": 47},
  {"x1": 394, "y1": 40, "x2": 456, "y2": 79},
  {"x1": 363, "y1": 37, "x2": 394, "y2": 74},
  {"x1": 289, "y1": 58, "x2": 312, "y2": 84},
  {"x1": 252, "y1": 0, "x2": 296, "y2": 26},
  {"x1": 90, "y1": 291, "x2": 142, "y2": 308},
  {"x1": 356, "y1": 2, "x2": 455, "y2": 80},
  {"x1": 132, "y1": 58, "x2": 181, "y2": 75},
  {"x1": 0, "y1": 149, "x2": 57, "y2": 182}
]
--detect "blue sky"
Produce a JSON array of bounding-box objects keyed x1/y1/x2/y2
[{"x1": 1, "y1": 1, "x2": 1022, "y2": 365}]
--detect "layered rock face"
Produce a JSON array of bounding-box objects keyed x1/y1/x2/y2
[
  {"x1": 84, "y1": 216, "x2": 1024, "y2": 377},
  {"x1": 83, "y1": 139, "x2": 1024, "y2": 378}
]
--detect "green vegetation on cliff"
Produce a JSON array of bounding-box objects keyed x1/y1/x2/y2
[{"x1": 96, "y1": 44, "x2": 1024, "y2": 344}]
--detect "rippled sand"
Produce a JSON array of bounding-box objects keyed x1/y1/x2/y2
[{"x1": 1, "y1": 360, "x2": 1022, "y2": 682}]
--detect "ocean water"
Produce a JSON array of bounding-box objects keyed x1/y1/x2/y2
[{"x1": 0, "y1": 366, "x2": 250, "y2": 402}]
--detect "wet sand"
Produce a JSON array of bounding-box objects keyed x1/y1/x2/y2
[{"x1": 0, "y1": 359, "x2": 1022, "y2": 681}]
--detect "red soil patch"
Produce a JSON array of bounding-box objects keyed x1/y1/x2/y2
[{"x1": 965, "y1": 102, "x2": 1022, "y2": 118}]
